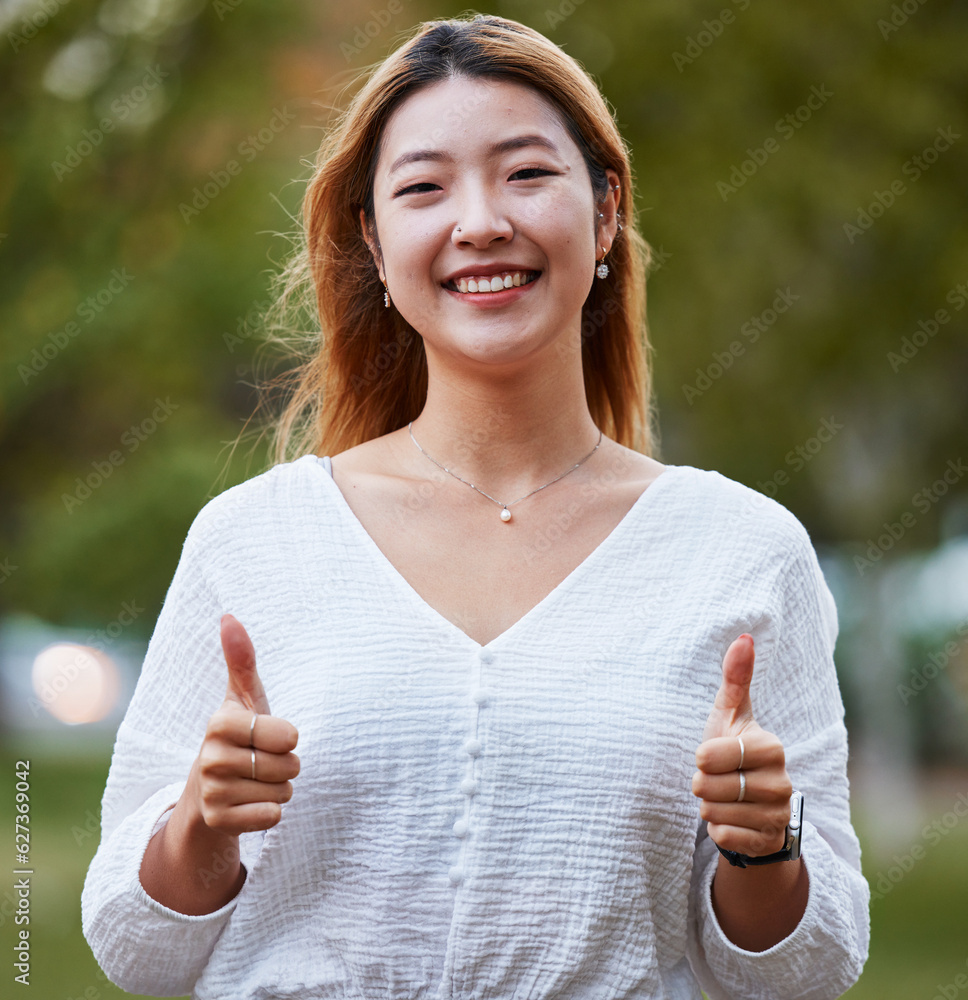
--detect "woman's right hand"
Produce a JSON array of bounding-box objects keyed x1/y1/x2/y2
[
  {"x1": 190, "y1": 614, "x2": 300, "y2": 837},
  {"x1": 140, "y1": 614, "x2": 299, "y2": 914}
]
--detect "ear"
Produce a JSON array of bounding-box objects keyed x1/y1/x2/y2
[
  {"x1": 359, "y1": 207, "x2": 384, "y2": 281},
  {"x1": 597, "y1": 169, "x2": 621, "y2": 256}
]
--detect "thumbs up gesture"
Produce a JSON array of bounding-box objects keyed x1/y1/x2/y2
[
  {"x1": 692, "y1": 634, "x2": 793, "y2": 858},
  {"x1": 192, "y1": 614, "x2": 300, "y2": 837}
]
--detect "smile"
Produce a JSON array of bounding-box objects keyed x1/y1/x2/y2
[{"x1": 443, "y1": 270, "x2": 541, "y2": 294}]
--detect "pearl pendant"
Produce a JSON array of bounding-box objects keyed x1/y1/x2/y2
[{"x1": 500, "y1": 508, "x2": 512, "y2": 522}]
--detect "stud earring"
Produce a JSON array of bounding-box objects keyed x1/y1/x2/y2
[{"x1": 596, "y1": 247, "x2": 609, "y2": 280}]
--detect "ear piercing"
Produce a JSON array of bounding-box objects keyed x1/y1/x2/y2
[{"x1": 596, "y1": 247, "x2": 609, "y2": 280}]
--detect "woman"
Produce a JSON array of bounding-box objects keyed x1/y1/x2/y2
[{"x1": 82, "y1": 14, "x2": 869, "y2": 999}]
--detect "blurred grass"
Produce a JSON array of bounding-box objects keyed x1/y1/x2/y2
[
  {"x1": 846, "y1": 807, "x2": 968, "y2": 998},
  {"x1": 2, "y1": 744, "x2": 966, "y2": 999},
  {"x1": 0, "y1": 743, "x2": 175, "y2": 1000}
]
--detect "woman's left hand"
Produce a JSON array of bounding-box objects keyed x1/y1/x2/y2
[{"x1": 692, "y1": 634, "x2": 794, "y2": 857}]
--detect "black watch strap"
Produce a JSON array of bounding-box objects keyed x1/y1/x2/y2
[{"x1": 716, "y1": 791, "x2": 804, "y2": 868}]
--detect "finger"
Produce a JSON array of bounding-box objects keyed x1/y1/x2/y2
[
  {"x1": 226, "y1": 777, "x2": 295, "y2": 807},
  {"x1": 207, "y1": 705, "x2": 299, "y2": 753},
  {"x1": 199, "y1": 736, "x2": 300, "y2": 781},
  {"x1": 695, "y1": 728, "x2": 783, "y2": 774},
  {"x1": 701, "y1": 798, "x2": 791, "y2": 834},
  {"x1": 244, "y1": 746, "x2": 300, "y2": 784},
  {"x1": 713, "y1": 633, "x2": 755, "y2": 721},
  {"x1": 205, "y1": 801, "x2": 285, "y2": 835},
  {"x1": 221, "y1": 614, "x2": 271, "y2": 715},
  {"x1": 707, "y1": 821, "x2": 788, "y2": 858},
  {"x1": 201, "y1": 770, "x2": 295, "y2": 806},
  {"x1": 692, "y1": 768, "x2": 793, "y2": 805}
]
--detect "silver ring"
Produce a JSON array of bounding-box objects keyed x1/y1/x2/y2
[
  {"x1": 736, "y1": 735, "x2": 745, "y2": 771},
  {"x1": 251, "y1": 748, "x2": 257, "y2": 781},
  {"x1": 736, "y1": 771, "x2": 746, "y2": 803},
  {"x1": 250, "y1": 712, "x2": 257, "y2": 748}
]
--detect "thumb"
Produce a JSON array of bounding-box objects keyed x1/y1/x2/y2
[
  {"x1": 705, "y1": 633, "x2": 756, "y2": 738},
  {"x1": 221, "y1": 614, "x2": 271, "y2": 716}
]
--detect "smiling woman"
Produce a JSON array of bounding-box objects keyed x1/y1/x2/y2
[
  {"x1": 268, "y1": 13, "x2": 655, "y2": 465},
  {"x1": 366, "y1": 77, "x2": 614, "y2": 359},
  {"x1": 81, "y1": 13, "x2": 869, "y2": 1000}
]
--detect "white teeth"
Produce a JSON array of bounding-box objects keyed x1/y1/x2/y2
[{"x1": 452, "y1": 271, "x2": 536, "y2": 294}]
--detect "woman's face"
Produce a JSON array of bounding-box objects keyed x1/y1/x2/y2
[{"x1": 365, "y1": 74, "x2": 617, "y2": 369}]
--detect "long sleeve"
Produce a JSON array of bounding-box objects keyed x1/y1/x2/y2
[
  {"x1": 80, "y1": 455, "x2": 872, "y2": 999},
  {"x1": 685, "y1": 511, "x2": 871, "y2": 999},
  {"x1": 81, "y1": 498, "x2": 266, "y2": 997}
]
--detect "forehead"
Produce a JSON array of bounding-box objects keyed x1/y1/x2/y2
[{"x1": 375, "y1": 75, "x2": 574, "y2": 172}]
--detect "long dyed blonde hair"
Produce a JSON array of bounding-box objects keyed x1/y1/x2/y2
[{"x1": 260, "y1": 13, "x2": 658, "y2": 465}]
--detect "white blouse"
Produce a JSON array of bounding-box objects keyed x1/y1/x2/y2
[{"x1": 82, "y1": 455, "x2": 870, "y2": 999}]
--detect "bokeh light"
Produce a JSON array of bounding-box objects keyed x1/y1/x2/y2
[{"x1": 31, "y1": 642, "x2": 122, "y2": 724}]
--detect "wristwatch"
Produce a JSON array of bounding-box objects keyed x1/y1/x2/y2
[{"x1": 715, "y1": 791, "x2": 804, "y2": 868}]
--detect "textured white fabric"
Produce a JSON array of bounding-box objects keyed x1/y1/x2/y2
[{"x1": 81, "y1": 455, "x2": 870, "y2": 1000}]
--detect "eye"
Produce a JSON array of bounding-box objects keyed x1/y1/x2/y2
[
  {"x1": 394, "y1": 182, "x2": 440, "y2": 197},
  {"x1": 510, "y1": 168, "x2": 555, "y2": 180}
]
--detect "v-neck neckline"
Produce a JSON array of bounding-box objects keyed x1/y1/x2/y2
[{"x1": 309, "y1": 455, "x2": 684, "y2": 653}]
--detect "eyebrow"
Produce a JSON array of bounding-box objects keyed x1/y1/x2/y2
[{"x1": 388, "y1": 134, "x2": 562, "y2": 175}]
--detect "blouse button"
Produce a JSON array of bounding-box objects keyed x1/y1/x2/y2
[
  {"x1": 478, "y1": 649, "x2": 494, "y2": 665},
  {"x1": 472, "y1": 688, "x2": 490, "y2": 706},
  {"x1": 453, "y1": 818, "x2": 469, "y2": 837},
  {"x1": 460, "y1": 777, "x2": 478, "y2": 796},
  {"x1": 463, "y1": 738, "x2": 482, "y2": 756},
  {"x1": 448, "y1": 865, "x2": 463, "y2": 885}
]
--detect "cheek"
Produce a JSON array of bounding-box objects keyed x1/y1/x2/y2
[
  {"x1": 548, "y1": 232, "x2": 597, "y2": 277},
  {"x1": 524, "y1": 200, "x2": 596, "y2": 264},
  {"x1": 382, "y1": 222, "x2": 438, "y2": 283}
]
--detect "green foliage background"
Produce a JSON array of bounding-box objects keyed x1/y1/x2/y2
[
  {"x1": 2, "y1": 0, "x2": 967, "y2": 629},
  {"x1": 1, "y1": 0, "x2": 967, "y2": 997}
]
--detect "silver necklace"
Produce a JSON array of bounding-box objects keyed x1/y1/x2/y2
[{"x1": 407, "y1": 420, "x2": 603, "y2": 523}]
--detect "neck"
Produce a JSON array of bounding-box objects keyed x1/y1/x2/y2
[{"x1": 405, "y1": 340, "x2": 603, "y2": 498}]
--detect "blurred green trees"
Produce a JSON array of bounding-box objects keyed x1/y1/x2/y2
[{"x1": 1, "y1": 0, "x2": 966, "y2": 629}]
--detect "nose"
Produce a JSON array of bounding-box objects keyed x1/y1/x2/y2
[{"x1": 452, "y1": 184, "x2": 513, "y2": 248}]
